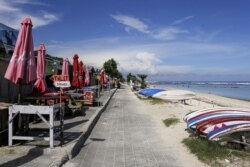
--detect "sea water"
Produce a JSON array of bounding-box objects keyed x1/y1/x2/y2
[{"x1": 152, "y1": 81, "x2": 250, "y2": 101}]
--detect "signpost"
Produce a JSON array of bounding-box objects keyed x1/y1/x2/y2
[
  {"x1": 50, "y1": 75, "x2": 70, "y2": 145},
  {"x1": 51, "y1": 75, "x2": 71, "y2": 87}
]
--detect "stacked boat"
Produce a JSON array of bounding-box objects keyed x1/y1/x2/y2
[
  {"x1": 184, "y1": 107, "x2": 250, "y2": 141},
  {"x1": 138, "y1": 88, "x2": 196, "y2": 102}
]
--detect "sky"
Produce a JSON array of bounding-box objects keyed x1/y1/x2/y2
[{"x1": 1, "y1": 0, "x2": 250, "y2": 81}]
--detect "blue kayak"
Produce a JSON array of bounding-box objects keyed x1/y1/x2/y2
[{"x1": 138, "y1": 88, "x2": 166, "y2": 97}]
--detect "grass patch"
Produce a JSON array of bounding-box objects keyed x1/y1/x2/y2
[
  {"x1": 182, "y1": 136, "x2": 250, "y2": 167},
  {"x1": 163, "y1": 118, "x2": 179, "y2": 127}
]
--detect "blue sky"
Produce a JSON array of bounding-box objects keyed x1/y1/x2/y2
[{"x1": 1, "y1": 0, "x2": 250, "y2": 81}]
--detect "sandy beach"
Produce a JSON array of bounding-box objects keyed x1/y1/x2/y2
[{"x1": 134, "y1": 89, "x2": 250, "y2": 167}]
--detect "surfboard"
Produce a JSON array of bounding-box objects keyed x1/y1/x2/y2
[
  {"x1": 138, "y1": 88, "x2": 166, "y2": 97},
  {"x1": 152, "y1": 90, "x2": 195, "y2": 101}
]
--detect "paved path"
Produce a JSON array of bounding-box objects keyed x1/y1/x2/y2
[
  {"x1": 65, "y1": 85, "x2": 185, "y2": 167},
  {"x1": 0, "y1": 89, "x2": 116, "y2": 167}
]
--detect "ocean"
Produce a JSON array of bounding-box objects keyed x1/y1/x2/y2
[{"x1": 151, "y1": 81, "x2": 250, "y2": 101}]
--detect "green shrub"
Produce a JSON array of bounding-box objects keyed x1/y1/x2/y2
[{"x1": 163, "y1": 118, "x2": 179, "y2": 127}]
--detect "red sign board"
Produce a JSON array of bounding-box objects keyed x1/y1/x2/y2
[
  {"x1": 51, "y1": 75, "x2": 71, "y2": 88},
  {"x1": 51, "y1": 75, "x2": 69, "y2": 82}
]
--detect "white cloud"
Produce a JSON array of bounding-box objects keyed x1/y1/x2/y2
[
  {"x1": 30, "y1": 11, "x2": 59, "y2": 28},
  {"x1": 45, "y1": 36, "x2": 250, "y2": 79},
  {"x1": 172, "y1": 16, "x2": 194, "y2": 25},
  {"x1": 0, "y1": 1, "x2": 19, "y2": 12},
  {"x1": 111, "y1": 14, "x2": 150, "y2": 34},
  {"x1": 111, "y1": 14, "x2": 189, "y2": 41},
  {"x1": 13, "y1": 0, "x2": 48, "y2": 6},
  {"x1": 188, "y1": 29, "x2": 221, "y2": 42},
  {"x1": 120, "y1": 52, "x2": 161, "y2": 74},
  {"x1": 152, "y1": 27, "x2": 188, "y2": 40},
  {"x1": 0, "y1": 0, "x2": 59, "y2": 29},
  {"x1": 157, "y1": 65, "x2": 193, "y2": 74}
]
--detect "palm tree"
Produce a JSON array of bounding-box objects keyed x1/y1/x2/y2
[{"x1": 137, "y1": 74, "x2": 147, "y2": 89}]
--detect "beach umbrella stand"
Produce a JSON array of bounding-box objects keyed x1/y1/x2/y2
[{"x1": 4, "y1": 18, "x2": 37, "y2": 134}]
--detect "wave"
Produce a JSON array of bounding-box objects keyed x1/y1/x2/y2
[
  {"x1": 200, "y1": 82, "x2": 250, "y2": 86},
  {"x1": 151, "y1": 81, "x2": 250, "y2": 86}
]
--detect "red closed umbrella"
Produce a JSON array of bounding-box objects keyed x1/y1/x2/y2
[
  {"x1": 99, "y1": 69, "x2": 107, "y2": 86},
  {"x1": 78, "y1": 61, "x2": 84, "y2": 88},
  {"x1": 85, "y1": 66, "x2": 90, "y2": 86},
  {"x1": 72, "y1": 54, "x2": 80, "y2": 88},
  {"x1": 62, "y1": 58, "x2": 69, "y2": 76},
  {"x1": 4, "y1": 18, "x2": 36, "y2": 102},
  {"x1": 60, "y1": 58, "x2": 70, "y2": 91},
  {"x1": 34, "y1": 43, "x2": 47, "y2": 93}
]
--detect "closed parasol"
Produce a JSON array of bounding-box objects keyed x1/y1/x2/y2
[
  {"x1": 72, "y1": 54, "x2": 80, "y2": 88},
  {"x1": 78, "y1": 61, "x2": 84, "y2": 88},
  {"x1": 62, "y1": 58, "x2": 69, "y2": 76},
  {"x1": 99, "y1": 69, "x2": 107, "y2": 86},
  {"x1": 4, "y1": 18, "x2": 36, "y2": 103},
  {"x1": 34, "y1": 43, "x2": 47, "y2": 93},
  {"x1": 85, "y1": 65, "x2": 90, "y2": 86}
]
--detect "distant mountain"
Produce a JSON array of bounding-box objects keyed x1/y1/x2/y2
[{"x1": 0, "y1": 23, "x2": 19, "y2": 53}]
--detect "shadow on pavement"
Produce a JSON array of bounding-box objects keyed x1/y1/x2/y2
[{"x1": 0, "y1": 147, "x2": 44, "y2": 167}]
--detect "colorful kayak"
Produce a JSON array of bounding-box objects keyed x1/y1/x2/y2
[
  {"x1": 187, "y1": 112, "x2": 250, "y2": 128},
  {"x1": 184, "y1": 107, "x2": 250, "y2": 122},
  {"x1": 196, "y1": 116, "x2": 250, "y2": 132},
  {"x1": 184, "y1": 107, "x2": 250, "y2": 143},
  {"x1": 201, "y1": 120, "x2": 250, "y2": 134},
  {"x1": 208, "y1": 123, "x2": 250, "y2": 140}
]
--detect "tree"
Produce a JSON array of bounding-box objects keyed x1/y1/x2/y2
[
  {"x1": 126, "y1": 73, "x2": 132, "y2": 83},
  {"x1": 103, "y1": 58, "x2": 123, "y2": 80},
  {"x1": 137, "y1": 74, "x2": 147, "y2": 89},
  {"x1": 127, "y1": 73, "x2": 137, "y2": 83}
]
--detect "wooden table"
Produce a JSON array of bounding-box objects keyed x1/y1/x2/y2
[
  {"x1": 24, "y1": 95, "x2": 63, "y2": 105},
  {"x1": 8, "y1": 103, "x2": 64, "y2": 148}
]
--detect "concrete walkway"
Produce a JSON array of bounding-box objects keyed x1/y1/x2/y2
[
  {"x1": 0, "y1": 88, "x2": 116, "y2": 167},
  {"x1": 65, "y1": 85, "x2": 186, "y2": 167}
]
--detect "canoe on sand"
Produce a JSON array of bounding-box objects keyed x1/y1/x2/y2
[{"x1": 152, "y1": 90, "x2": 195, "y2": 101}]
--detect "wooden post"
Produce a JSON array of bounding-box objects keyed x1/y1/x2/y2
[{"x1": 8, "y1": 109, "x2": 13, "y2": 146}]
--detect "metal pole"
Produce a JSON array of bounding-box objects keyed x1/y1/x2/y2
[{"x1": 60, "y1": 88, "x2": 64, "y2": 146}]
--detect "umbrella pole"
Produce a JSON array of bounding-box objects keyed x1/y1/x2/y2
[
  {"x1": 18, "y1": 84, "x2": 22, "y2": 133},
  {"x1": 18, "y1": 84, "x2": 22, "y2": 104},
  {"x1": 60, "y1": 88, "x2": 64, "y2": 146},
  {"x1": 98, "y1": 81, "x2": 100, "y2": 98}
]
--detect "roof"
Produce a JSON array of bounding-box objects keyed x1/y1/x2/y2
[{"x1": 0, "y1": 23, "x2": 18, "y2": 54}]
